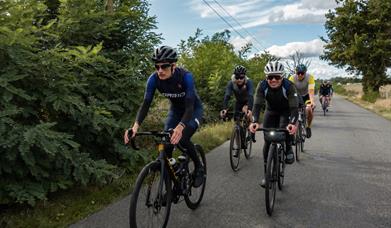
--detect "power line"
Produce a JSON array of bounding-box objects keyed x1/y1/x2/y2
[
  {"x1": 212, "y1": 0, "x2": 268, "y2": 52},
  {"x1": 201, "y1": 0, "x2": 262, "y2": 53}
]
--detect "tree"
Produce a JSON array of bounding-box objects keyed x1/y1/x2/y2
[
  {"x1": 321, "y1": 0, "x2": 391, "y2": 98},
  {"x1": 0, "y1": 0, "x2": 160, "y2": 205},
  {"x1": 178, "y1": 29, "x2": 270, "y2": 118},
  {"x1": 284, "y1": 51, "x2": 312, "y2": 75}
]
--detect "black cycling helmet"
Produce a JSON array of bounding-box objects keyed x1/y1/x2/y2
[
  {"x1": 295, "y1": 64, "x2": 307, "y2": 74},
  {"x1": 234, "y1": 65, "x2": 247, "y2": 75},
  {"x1": 151, "y1": 46, "x2": 178, "y2": 63}
]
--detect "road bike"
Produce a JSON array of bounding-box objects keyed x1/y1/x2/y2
[
  {"x1": 223, "y1": 111, "x2": 253, "y2": 171},
  {"x1": 321, "y1": 95, "x2": 330, "y2": 116},
  {"x1": 258, "y1": 128, "x2": 288, "y2": 216},
  {"x1": 294, "y1": 105, "x2": 306, "y2": 161},
  {"x1": 128, "y1": 130, "x2": 206, "y2": 228}
]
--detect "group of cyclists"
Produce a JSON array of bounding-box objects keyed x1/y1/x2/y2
[{"x1": 123, "y1": 44, "x2": 333, "y2": 203}]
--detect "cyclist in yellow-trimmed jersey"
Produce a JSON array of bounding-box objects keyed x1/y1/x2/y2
[{"x1": 288, "y1": 64, "x2": 315, "y2": 138}]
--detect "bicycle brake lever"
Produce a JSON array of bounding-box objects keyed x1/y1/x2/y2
[{"x1": 128, "y1": 129, "x2": 140, "y2": 150}]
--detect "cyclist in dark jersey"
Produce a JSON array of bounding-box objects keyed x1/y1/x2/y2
[
  {"x1": 220, "y1": 65, "x2": 256, "y2": 142},
  {"x1": 249, "y1": 61, "x2": 298, "y2": 187},
  {"x1": 124, "y1": 46, "x2": 205, "y2": 187},
  {"x1": 319, "y1": 80, "x2": 332, "y2": 109}
]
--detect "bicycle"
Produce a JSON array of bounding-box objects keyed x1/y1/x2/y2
[
  {"x1": 128, "y1": 130, "x2": 207, "y2": 228},
  {"x1": 320, "y1": 95, "x2": 330, "y2": 116},
  {"x1": 294, "y1": 105, "x2": 306, "y2": 161},
  {"x1": 257, "y1": 128, "x2": 288, "y2": 216},
  {"x1": 223, "y1": 111, "x2": 253, "y2": 171}
]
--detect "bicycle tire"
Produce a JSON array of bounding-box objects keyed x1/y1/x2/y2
[
  {"x1": 229, "y1": 126, "x2": 241, "y2": 171},
  {"x1": 295, "y1": 128, "x2": 300, "y2": 162},
  {"x1": 278, "y1": 145, "x2": 285, "y2": 190},
  {"x1": 300, "y1": 123, "x2": 305, "y2": 152},
  {"x1": 185, "y1": 144, "x2": 207, "y2": 209},
  {"x1": 244, "y1": 129, "x2": 252, "y2": 159},
  {"x1": 265, "y1": 144, "x2": 277, "y2": 216},
  {"x1": 129, "y1": 161, "x2": 172, "y2": 228}
]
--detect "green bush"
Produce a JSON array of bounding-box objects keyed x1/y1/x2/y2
[{"x1": 0, "y1": 0, "x2": 159, "y2": 206}]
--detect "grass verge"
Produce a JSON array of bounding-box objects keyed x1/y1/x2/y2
[{"x1": 0, "y1": 121, "x2": 232, "y2": 228}]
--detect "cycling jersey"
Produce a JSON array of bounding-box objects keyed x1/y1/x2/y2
[
  {"x1": 319, "y1": 84, "x2": 333, "y2": 96},
  {"x1": 223, "y1": 75, "x2": 254, "y2": 110},
  {"x1": 252, "y1": 78, "x2": 299, "y2": 124},
  {"x1": 136, "y1": 67, "x2": 203, "y2": 129},
  {"x1": 288, "y1": 73, "x2": 315, "y2": 96}
]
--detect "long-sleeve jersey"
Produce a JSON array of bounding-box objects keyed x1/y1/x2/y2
[
  {"x1": 135, "y1": 67, "x2": 203, "y2": 126},
  {"x1": 319, "y1": 84, "x2": 333, "y2": 96},
  {"x1": 223, "y1": 76, "x2": 254, "y2": 110},
  {"x1": 252, "y1": 78, "x2": 299, "y2": 124}
]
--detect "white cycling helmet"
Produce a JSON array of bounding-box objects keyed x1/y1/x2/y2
[{"x1": 264, "y1": 61, "x2": 284, "y2": 75}]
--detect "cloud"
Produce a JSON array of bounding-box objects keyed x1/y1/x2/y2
[
  {"x1": 230, "y1": 36, "x2": 252, "y2": 51},
  {"x1": 266, "y1": 39, "x2": 325, "y2": 58},
  {"x1": 190, "y1": 0, "x2": 337, "y2": 29}
]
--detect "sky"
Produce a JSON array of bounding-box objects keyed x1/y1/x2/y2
[{"x1": 148, "y1": 0, "x2": 352, "y2": 79}]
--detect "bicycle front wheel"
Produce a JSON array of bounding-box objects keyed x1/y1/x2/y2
[
  {"x1": 265, "y1": 144, "x2": 277, "y2": 216},
  {"x1": 244, "y1": 129, "x2": 253, "y2": 159},
  {"x1": 129, "y1": 161, "x2": 172, "y2": 228},
  {"x1": 229, "y1": 126, "x2": 241, "y2": 171},
  {"x1": 278, "y1": 146, "x2": 285, "y2": 190},
  {"x1": 185, "y1": 144, "x2": 207, "y2": 209},
  {"x1": 295, "y1": 124, "x2": 301, "y2": 161}
]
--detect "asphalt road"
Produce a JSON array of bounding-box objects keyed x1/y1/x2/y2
[{"x1": 71, "y1": 95, "x2": 391, "y2": 228}]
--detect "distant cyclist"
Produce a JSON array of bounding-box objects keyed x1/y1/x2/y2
[
  {"x1": 249, "y1": 61, "x2": 298, "y2": 187},
  {"x1": 124, "y1": 45, "x2": 205, "y2": 187},
  {"x1": 319, "y1": 80, "x2": 332, "y2": 110},
  {"x1": 289, "y1": 64, "x2": 316, "y2": 138},
  {"x1": 220, "y1": 65, "x2": 255, "y2": 142}
]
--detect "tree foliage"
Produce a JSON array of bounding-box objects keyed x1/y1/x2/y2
[
  {"x1": 0, "y1": 0, "x2": 160, "y2": 205},
  {"x1": 178, "y1": 29, "x2": 268, "y2": 115},
  {"x1": 321, "y1": 0, "x2": 391, "y2": 96}
]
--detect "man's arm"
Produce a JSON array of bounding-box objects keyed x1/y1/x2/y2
[
  {"x1": 247, "y1": 79, "x2": 254, "y2": 110},
  {"x1": 135, "y1": 75, "x2": 156, "y2": 125},
  {"x1": 252, "y1": 81, "x2": 266, "y2": 123},
  {"x1": 223, "y1": 81, "x2": 233, "y2": 110},
  {"x1": 308, "y1": 75, "x2": 316, "y2": 105}
]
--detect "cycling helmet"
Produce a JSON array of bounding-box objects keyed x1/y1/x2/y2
[
  {"x1": 295, "y1": 64, "x2": 307, "y2": 74},
  {"x1": 151, "y1": 46, "x2": 178, "y2": 63},
  {"x1": 234, "y1": 65, "x2": 247, "y2": 75},
  {"x1": 264, "y1": 61, "x2": 284, "y2": 75}
]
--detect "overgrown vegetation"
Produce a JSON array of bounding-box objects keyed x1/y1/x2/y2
[
  {"x1": 0, "y1": 0, "x2": 159, "y2": 206},
  {"x1": 0, "y1": 122, "x2": 232, "y2": 228}
]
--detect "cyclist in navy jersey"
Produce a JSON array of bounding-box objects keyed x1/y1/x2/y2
[
  {"x1": 220, "y1": 65, "x2": 256, "y2": 142},
  {"x1": 124, "y1": 46, "x2": 205, "y2": 187}
]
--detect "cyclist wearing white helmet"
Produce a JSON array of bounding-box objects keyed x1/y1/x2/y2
[{"x1": 249, "y1": 61, "x2": 299, "y2": 188}]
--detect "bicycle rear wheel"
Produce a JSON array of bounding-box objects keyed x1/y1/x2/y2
[
  {"x1": 244, "y1": 129, "x2": 253, "y2": 159},
  {"x1": 185, "y1": 144, "x2": 207, "y2": 209},
  {"x1": 322, "y1": 99, "x2": 328, "y2": 116},
  {"x1": 129, "y1": 161, "x2": 172, "y2": 228},
  {"x1": 229, "y1": 126, "x2": 241, "y2": 171},
  {"x1": 265, "y1": 144, "x2": 277, "y2": 216}
]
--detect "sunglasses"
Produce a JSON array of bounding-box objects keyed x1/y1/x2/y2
[
  {"x1": 235, "y1": 76, "x2": 245, "y2": 80},
  {"x1": 297, "y1": 72, "x2": 305, "y2": 75},
  {"x1": 154, "y1": 63, "x2": 172, "y2": 70},
  {"x1": 267, "y1": 75, "x2": 282, "y2": 80}
]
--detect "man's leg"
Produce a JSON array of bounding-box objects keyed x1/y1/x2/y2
[{"x1": 280, "y1": 114, "x2": 294, "y2": 164}]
